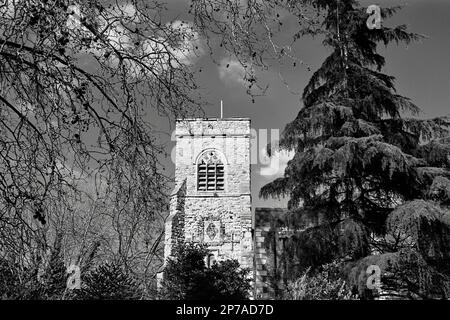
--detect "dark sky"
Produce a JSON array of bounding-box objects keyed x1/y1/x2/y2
[{"x1": 159, "y1": 0, "x2": 450, "y2": 209}]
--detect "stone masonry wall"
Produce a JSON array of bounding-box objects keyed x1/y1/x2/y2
[
  {"x1": 254, "y1": 208, "x2": 289, "y2": 299},
  {"x1": 163, "y1": 118, "x2": 253, "y2": 275},
  {"x1": 183, "y1": 195, "x2": 252, "y2": 268},
  {"x1": 174, "y1": 119, "x2": 251, "y2": 194},
  {"x1": 163, "y1": 180, "x2": 187, "y2": 260},
  {"x1": 254, "y1": 208, "x2": 326, "y2": 299}
]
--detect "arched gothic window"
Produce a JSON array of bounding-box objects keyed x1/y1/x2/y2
[{"x1": 197, "y1": 151, "x2": 224, "y2": 191}]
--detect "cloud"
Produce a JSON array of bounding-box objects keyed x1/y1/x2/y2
[
  {"x1": 103, "y1": 19, "x2": 204, "y2": 78},
  {"x1": 111, "y1": 3, "x2": 139, "y2": 22},
  {"x1": 0, "y1": 0, "x2": 17, "y2": 19},
  {"x1": 105, "y1": 24, "x2": 134, "y2": 52},
  {"x1": 119, "y1": 20, "x2": 204, "y2": 78},
  {"x1": 168, "y1": 20, "x2": 205, "y2": 67},
  {"x1": 65, "y1": 4, "x2": 205, "y2": 78},
  {"x1": 54, "y1": 159, "x2": 85, "y2": 182},
  {"x1": 218, "y1": 58, "x2": 247, "y2": 86},
  {"x1": 66, "y1": 4, "x2": 82, "y2": 30},
  {"x1": 259, "y1": 149, "x2": 295, "y2": 177},
  {"x1": 17, "y1": 101, "x2": 34, "y2": 115}
]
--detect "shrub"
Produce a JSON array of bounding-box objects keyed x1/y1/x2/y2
[
  {"x1": 286, "y1": 261, "x2": 357, "y2": 300},
  {"x1": 160, "y1": 242, "x2": 251, "y2": 300},
  {"x1": 74, "y1": 262, "x2": 140, "y2": 300}
]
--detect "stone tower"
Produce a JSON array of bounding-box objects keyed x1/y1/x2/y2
[{"x1": 163, "y1": 118, "x2": 253, "y2": 273}]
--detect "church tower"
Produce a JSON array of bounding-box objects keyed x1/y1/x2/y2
[{"x1": 163, "y1": 118, "x2": 253, "y2": 272}]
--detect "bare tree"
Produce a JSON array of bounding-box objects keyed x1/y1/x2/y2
[
  {"x1": 0, "y1": 0, "x2": 204, "y2": 296},
  {"x1": 190, "y1": 0, "x2": 324, "y2": 97}
]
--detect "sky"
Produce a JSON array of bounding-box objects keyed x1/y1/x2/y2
[{"x1": 154, "y1": 0, "x2": 450, "y2": 209}]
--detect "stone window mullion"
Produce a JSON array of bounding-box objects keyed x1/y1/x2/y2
[{"x1": 197, "y1": 151, "x2": 224, "y2": 191}]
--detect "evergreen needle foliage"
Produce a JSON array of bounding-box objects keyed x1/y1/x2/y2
[
  {"x1": 74, "y1": 262, "x2": 140, "y2": 300},
  {"x1": 259, "y1": 0, "x2": 450, "y2": 299}
]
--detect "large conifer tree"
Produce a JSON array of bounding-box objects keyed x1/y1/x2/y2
[{"x1": 259, "y1": 0, "x2": 450, "y2": 299}]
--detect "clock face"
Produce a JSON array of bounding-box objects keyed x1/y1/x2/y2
[{"x1": 204, "y1": 220, "x2": 221, "y2": 243}]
